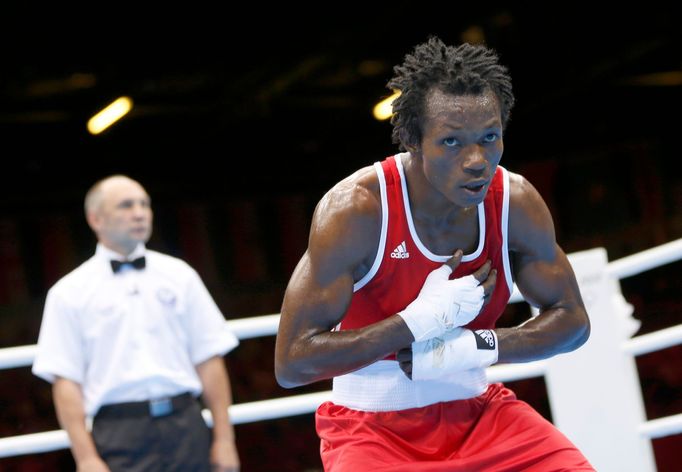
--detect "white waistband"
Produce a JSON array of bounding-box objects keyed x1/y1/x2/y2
[{"x1": 332, "y1": 360, "x2": 488, "y2": 412}]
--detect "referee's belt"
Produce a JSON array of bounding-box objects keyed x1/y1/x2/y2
[{"x1": 95, "y1": 392, "x2": 196, "y2": 419}]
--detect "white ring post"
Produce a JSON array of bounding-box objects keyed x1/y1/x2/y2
[{"x1": 544, "y1": 248, "x2": 656, "y2": 472}]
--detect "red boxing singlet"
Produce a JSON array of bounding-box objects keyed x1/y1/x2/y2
[{"x1": 339, "y1": 154, "x2": 514, "y2": 345}]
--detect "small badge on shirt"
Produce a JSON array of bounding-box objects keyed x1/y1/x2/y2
[{"x1": 156, "y1": 287, "x2": 177, "y2": 307}]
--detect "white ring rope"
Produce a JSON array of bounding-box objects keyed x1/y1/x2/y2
[
  {"x1": 623, "y1": 324, "x2": 682, "y2": 356},
  {"x1": 0, "y1": 362, "x2": 549, "y2": 459},
  {"x1": 0, "y1": 315, "x2": 283, "y2": 371},
  {"x1": 639, "y1": 413, "x2": 682, "y2": 440},
  {"x1": 607, "y1": 238, "x2": 682, "y2": 280},
  {"x1": 0, "y1": 392, "x2": 335, "y2": 458}
]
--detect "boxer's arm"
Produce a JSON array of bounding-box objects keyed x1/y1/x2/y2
[
  {"x1": 496, "y1": 173, "x2": 590, "y2": 362},
  {"x1": 275, "y1": 170, "x2": 415, "y2": 388}
]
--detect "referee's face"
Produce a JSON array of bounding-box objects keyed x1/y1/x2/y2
[{"x1": 94, "y1": 178, "x2": 153, "y2": 256}]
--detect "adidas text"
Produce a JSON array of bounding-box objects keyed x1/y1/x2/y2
[{"x1": 390, "y1": 241, "x2": 410, "y2": 259}]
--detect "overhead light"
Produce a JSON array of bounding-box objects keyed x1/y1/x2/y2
[
  {"x1": 87, "y1": 96, "x2": 133, "y2": 135},
  {"x1": 373, "y1": 91, "x2": 401, "y2": 121},
  {"x1": 622, "y1": 71, "x2": 682, "y2": 86}
]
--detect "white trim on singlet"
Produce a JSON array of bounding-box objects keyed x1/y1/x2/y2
[
  {"x1": 500, "y1": 166, "x2": 514, "y2": 294},
  {"x1": 395, "y1": 153, "x2": 485, "y2": 263},
  {"x1": 353, "y1": 161, "x2": 389, "y2": 292}
]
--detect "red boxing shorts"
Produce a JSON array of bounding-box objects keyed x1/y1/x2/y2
[{"x1": 316, "y1": 383, "x2": 594, "y2": 471}]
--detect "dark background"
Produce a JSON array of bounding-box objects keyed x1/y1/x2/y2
[{"x1": 1, "y1": 4, "x2": 681, "y2": 471}]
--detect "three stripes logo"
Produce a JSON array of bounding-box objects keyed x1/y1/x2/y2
[{"x1": 390, "y1": 241, "x2": 410, "y2": 259}]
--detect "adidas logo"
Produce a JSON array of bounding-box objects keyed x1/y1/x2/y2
[
  {"x1": 390, "y1": 241, "x2": 410, "y2": 259},
  {"x1": 474, "y1": 330, "x2": 496, "y2": 350}
]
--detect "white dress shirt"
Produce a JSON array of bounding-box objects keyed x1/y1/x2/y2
[{"x1": 32, "y1": 243, "x2": 239, "y2": 416}]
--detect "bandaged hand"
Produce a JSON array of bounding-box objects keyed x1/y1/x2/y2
[
  {"x1": 397, "y1": 253, "x2": 495, "y2": 342},
  {"x1": 411, "y1": 328, "x2": 498, "y2": 381}
]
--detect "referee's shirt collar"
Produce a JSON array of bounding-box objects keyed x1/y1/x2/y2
[{"x1": 95, "y1": 243, "x2": 147, "y2": 264}]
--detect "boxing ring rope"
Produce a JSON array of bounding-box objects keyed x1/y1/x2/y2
[{"x1": 1, "y1": 239, "x2": 681, "y2": 469}]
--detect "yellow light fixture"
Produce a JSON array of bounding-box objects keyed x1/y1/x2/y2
[
  {"x1": 623, "y1": 71, "x2": 682, "y2": 86},
  {"x1": 373, "y1": 91, "x2": 401, "y2": 121},
  {"x1": 87, "y1": 96, "x2": 133, "y2": 135}
]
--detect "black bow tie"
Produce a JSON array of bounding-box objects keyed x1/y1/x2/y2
[{"x1": 110, "y1": 257, "x2": 146, "y2": 273}]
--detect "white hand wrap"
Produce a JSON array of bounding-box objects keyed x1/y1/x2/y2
[
  {"x1": 412, "y1": 328, "x2": 498, "y2": 381},
  {"x1": 397, "y1": 265, "x2": 485, "y2": 342}
]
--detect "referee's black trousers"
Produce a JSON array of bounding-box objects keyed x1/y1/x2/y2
[{"x1": 92, "y1": 394, "x2": 211, "y2": 472}]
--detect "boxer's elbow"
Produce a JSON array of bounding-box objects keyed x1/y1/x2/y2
[
  {"x1": 275, "y1": 348, "x2": 313, "y2": 389},
  {"x1": 565, "y1": 307, "x2": 591, "y2": 352},
  {"x1": 275, "y1": 359, "x2": 302, "y2": 389},
  {"x1": 577, "y1": 312, "x2": 591, "y2": 347}
]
